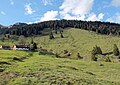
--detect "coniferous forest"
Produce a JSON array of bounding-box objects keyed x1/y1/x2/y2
[{"x1": 0, "y1": 20, "x2": 120, "y2": 37}]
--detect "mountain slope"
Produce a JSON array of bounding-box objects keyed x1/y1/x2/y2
[
  {"x1": 0, "y1": 51, "x2": 120, "y2": 85},
  {"x1": 1, "y1": 28, "x2": 120, "y2": 84},
  {"x1": 26, "y1": 28, "x2": 120, "y2": 60}
]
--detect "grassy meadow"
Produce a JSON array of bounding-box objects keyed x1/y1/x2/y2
[
  {"x1": 0, "y1": 51, "x2": 120, "y2": 84},
  {"x1": 15, "y1": 28, "x2": 120, "y2": 60},
  {"x1": 1, "y1": 28, "x2": 120, "y2": 59},
  {"x1": 1, "y1": 28, "x2": 120, "y2": 84}
]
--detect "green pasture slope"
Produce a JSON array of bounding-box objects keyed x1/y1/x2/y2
[
  {"x1": 28, "y1": 28, "x2": 120, "y2": 59},
  {"x1": 0, "y1": 51, "x2": 120, "y2": 85},
  {"x1": 0, "y1": 28, "x2": 120, "y2": 84},
  {"x1": 2, "y1": 28, "x2": 120, "y2": 59}
]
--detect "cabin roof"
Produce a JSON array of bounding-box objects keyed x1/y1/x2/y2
[
  {"x1": 0, "y1": 45, "x2": 11, "y2": 49},
  {"x1": 2, "y1": 46, "x2": 10, "y2": 48},
  {"x1": 15, "y1": 45, "x2": 30, "y2": 48}
]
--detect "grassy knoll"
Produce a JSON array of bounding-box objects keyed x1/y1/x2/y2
[
  {"x1": 16, "y1": 28, "x2": 120, "y2": 60},
  {"x1": 1, "y1": 28, "x2": 120, "y2": 60},
  {"x1": 1, "y1": 28, "x2": 120, "y2": 84},
  {"x1": 0, "y1": 52, "x2": 120, "y2": 85}
]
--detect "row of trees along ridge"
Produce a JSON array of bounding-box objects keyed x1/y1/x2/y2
[{"x1": 0, "y1": 19, "x2": 120, "y2": 37}]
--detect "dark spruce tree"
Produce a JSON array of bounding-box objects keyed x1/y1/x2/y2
[
  {"x1": 77, "y1": 53, "x2": 82, "y2": 59},
  {"x1": 60, "y1": 32, "x2": 64, "y2": 38},
  {"x1": 33, "y1": 43, "x2": 37, "y2": 49},
  {"x1": 30, "y1": 39, "x2": 37, "y2": 51},
  {"x1": 113, "y1": 44, "x2": 119, "y2": 56},
  {"x1": 31, "y1": 38, "x2": 34, "y2": 44},
  {"x1": 91, "y1": 45, "x2": 102, "y2": 55},
  {"x1": 49, "y1": 31, "x2": 54, "y2": 39},
  {"x1": 97, "y1": 46, "x2": 102, "y2": 54},
  {"x1": 91, "y1": 47, "x2": 97, "y2": 55}
]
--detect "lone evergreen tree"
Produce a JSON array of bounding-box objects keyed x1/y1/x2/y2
[
  {"x1": 91, "y1": 46, "x2": 99, "y2": 55},
  {"x1": 77, "y1": 53, "x2": 82, "y2": 59},
  {"x1": 7, "y1": 35, "x2": 10, "y2": 38},
  {"x1": 49, "y1": 31, "x2": 54, "y2": 39},
  {"x1": 91, "y1": 45, "x2": 102, "y2": 55},
  {"x1": 33, "y1": 43, "x2": 37, "y2": 49},
  {"x1": 97, "y1": 46, "x2": 102, "y2": 54},
  {"x1": 60, "y1": 32, "x2": 64, "y2": 38},
  {"x1": 113, "y1": 44, "x2": 119, "y2": 56},
  {"x1": 31, "y1": 38, "x2": 34, "y2": 44},
  {"x1": 30, "y1": 39, "x2": 37, "y2": 51}
]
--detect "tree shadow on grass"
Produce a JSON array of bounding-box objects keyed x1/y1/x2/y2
[
  {"x1": 102, "y1": 52, "x2": 113, "y2": 56},
  {"x1": 0, "y1": 61, "x2": 11, "y2": 65},
  {"x1": 12, "y1": 57, "x2": 24, "y2": 62}
]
